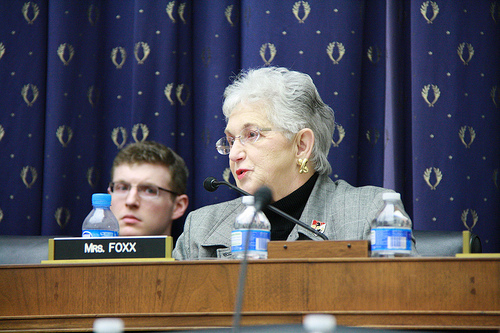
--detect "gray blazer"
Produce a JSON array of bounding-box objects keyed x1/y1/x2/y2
[{"x1": 173, "y1": 175, "x2": 392, "y2": 260}]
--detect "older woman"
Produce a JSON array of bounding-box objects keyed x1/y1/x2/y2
[{"x1": 173, "y1": 67, "x2": 393, "y2": 260}]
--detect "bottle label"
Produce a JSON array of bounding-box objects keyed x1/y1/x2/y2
[
  {"x1": 82, "y1": 230, "x2": 119, "y2": 237},
  {"x1": 371, "y1": 227, "x2": 412, "y2": 252},
  {"x1": 231, "y1": 229, "x2": 271, "y2": 254}
]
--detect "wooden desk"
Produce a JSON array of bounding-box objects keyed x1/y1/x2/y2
[{"x1": 0, "y1": 258, "x2": 499, "y2": 332}]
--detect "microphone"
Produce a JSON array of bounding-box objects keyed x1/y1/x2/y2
[
  {"x1": 203, "y1": 176, "x2": 250, "y2": 195},
  {"x1": 203, "y1": 177, "x2": 223, "y2": 192},
  {"x1": 203, "y1": 177, "x2": 328, "y2": 240},
  {"x1": 252, "y1": 186, "x2": 272, "y2": 211}
]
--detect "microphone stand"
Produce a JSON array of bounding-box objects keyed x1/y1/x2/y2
[
  {"x1": 231, "y1": 210, "x2": 256, "y2": 333},
  {"x1": 231, "y1": 186, "x2": 272, "y2": 333}
]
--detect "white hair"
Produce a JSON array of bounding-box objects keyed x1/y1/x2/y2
[{"x1": 223, "y1": 67, "x2": 335, "y2": 175}]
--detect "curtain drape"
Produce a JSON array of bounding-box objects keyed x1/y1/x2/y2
[{"x1": 1, "y1": 0, "x2": 498, "y2": 252}]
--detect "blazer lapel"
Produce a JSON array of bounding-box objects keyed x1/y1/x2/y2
[{"x1": 201, "y1": 198, "x2": 244, "y2": 248}]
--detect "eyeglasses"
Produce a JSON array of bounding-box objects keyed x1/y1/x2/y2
[
  {"x1": 109, "y1": 182, "x2": 179, "y2": 199},
  {"x1": 216, "y1": 127, "x2": 272, "y2": 155}
]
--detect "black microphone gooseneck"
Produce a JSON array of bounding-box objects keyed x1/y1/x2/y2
[
  {"x1": 203, "y1": 177, "x2": 329, "y2": 240},
  {"x1": 231, "y1": 186, "x2": 272, "y2": 333}
]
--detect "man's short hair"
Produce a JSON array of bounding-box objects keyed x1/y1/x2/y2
[{"x1": 111, "y1": 141, "x2": 188, "y2": 195}]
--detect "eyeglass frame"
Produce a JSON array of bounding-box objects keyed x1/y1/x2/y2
[
  {"x1": 215, "y1": 127, "x2": 272, "y2": 155},
  {"x1": 108, "y1": 181, "x2": 180, "y2": 199}
]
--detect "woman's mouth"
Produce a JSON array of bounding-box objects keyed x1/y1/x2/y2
[{"x1": 236, "y1": 169, "x2": 250, "y2": 180}]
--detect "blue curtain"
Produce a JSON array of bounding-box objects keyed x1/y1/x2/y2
[{"x1": 1, "y1": 0, "x2": 499, "y2": 253}]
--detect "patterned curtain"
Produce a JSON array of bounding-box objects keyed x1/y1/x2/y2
[{"x1": 0, "y1": 0, "x2": 498, "y2": 252}]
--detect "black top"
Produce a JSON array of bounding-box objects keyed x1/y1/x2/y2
[{"x1": 264, "y1": 173, "x2": 319, "y2": 240}]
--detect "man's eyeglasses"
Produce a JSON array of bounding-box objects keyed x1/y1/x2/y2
[
  {"x1": 216, "y1": 127, "x2": 272, "y2": 155},
  {"x1": 109, "y1": 182, "x2": 179, "y2": 199}
]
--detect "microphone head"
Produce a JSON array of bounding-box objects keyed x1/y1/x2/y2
[
  {"x1": 253, "y1": 186, "x2": 273, "y2": 211},
  {"x1": 203, "y1": 177, "x2": 219, "y2": 192}
]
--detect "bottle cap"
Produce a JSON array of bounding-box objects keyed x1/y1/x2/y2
[
  {"x1": 303, "y1": 313, "x2": 336, "y2": 332},
  {"x1": 382, "y1": 192, "x2": 401, "y2": 201},
  {"x1": 241, "y1": 195, "x2": 255, "y2": 205},
  {"x1": 92, "y1": 193, "x2": 112, "y2": 207},
  {"x1": 93, "y1": 318, "x2": 124, "y2": 333}
]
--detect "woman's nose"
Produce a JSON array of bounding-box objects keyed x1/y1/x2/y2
[{"x1": 228, "y1": 139, "x2": 245, "y2": 161}]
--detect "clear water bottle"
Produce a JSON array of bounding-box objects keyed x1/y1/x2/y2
[
  {"x1": 231, "y1": 195, "x2": 271, "y2": 259},
  {"x1": 82, "y1": 193, "x2": 119, "y2": 237},
  {"x1": 370, "y1": 192, "x2": 412, "y2": 257}
]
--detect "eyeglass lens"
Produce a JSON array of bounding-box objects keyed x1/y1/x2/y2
[
  {"x1": 216, "y1": 127, "x2": 269, "y2": 155},
  {"x1": 111, "y1": 182, "x2": 160, "y2": 198}
]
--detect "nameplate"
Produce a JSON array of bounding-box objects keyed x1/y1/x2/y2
[
  {"x1": 268, "y1": 240, "x2": 370, "y2": 259},
  {"x1": 47, "y1": 236, "x2": 173, "y2": 261}
]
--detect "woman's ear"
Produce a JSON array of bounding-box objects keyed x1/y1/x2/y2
[{"x1": 295, "y1": 128, "x2": 314, "y2": 159}]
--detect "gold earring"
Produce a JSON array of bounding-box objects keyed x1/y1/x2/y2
[{"x1": 297, "y1": 158, "x2": 309, "y2": 174}]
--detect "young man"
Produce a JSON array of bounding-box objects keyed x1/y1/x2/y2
[{"x1": 108, "y1": 141, "x2": 189, "y2": 236}]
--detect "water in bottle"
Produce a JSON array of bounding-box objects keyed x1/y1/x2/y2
[
  {"x1": 82, "y1": 193, "x2": 119, "y2": 237},
  {"x1": 370, "y1": 192, "x2": 412, "y2": 257},
  {"x1": 231, "y1": 195, "x2": 271, "y2": 259}
]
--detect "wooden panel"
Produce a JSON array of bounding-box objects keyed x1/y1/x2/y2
[{"x1": 0, "y1": 258, "x2": 499, "y2": 332}]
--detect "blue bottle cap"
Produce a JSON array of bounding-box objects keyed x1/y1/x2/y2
[{"x1": 92, "y1": 193, "x2": 112, "y2": 207}]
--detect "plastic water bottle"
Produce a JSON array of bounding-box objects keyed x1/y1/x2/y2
[
  {"x1": 231, "y1": 195, "x2": 271, "y2": 259},
  {"x1": 370, "y1": 192, "x2": 412, "y2": 257},
  {"x1": 82, "y1": 193, "x2": 119, "y2": 237}
]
